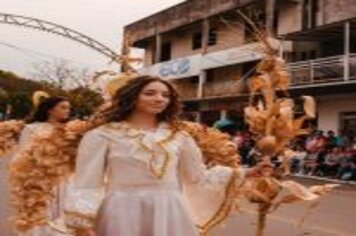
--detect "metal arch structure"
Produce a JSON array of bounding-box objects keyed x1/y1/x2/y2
[{"x1": 0, "y1": 12, "x2": 120, "y2": 62}]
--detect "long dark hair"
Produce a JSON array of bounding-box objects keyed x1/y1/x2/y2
[
  {"x1": 27, "y1": 96, "x2": 69, "y2": 123},
  {"x1": 99, "y1": 75, "x2": 181, "y2": 123}
]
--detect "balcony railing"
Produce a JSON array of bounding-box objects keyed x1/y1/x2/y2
[{"x1": 288, "y1": 54, "x2": 356, "y2": 86}]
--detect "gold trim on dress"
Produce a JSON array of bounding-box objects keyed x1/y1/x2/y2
[
  {"x1": 198, "y1": 169, "x2": 240, "y2": 236},
  {"x1": 138, "y1": 132, "x2": 176, "y2": 179},
  {"x1": 103, "y1": 121, "x2": 177, "y2": 179},
  {"x1": 64, "y1": 210, "x2": 96, "y2": 231}
]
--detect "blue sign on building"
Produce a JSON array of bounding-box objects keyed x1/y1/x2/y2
[{"x1": 159, "y1": 58, "x2": 191, "y2": 77}]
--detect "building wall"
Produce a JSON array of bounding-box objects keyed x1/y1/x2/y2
[
  {"x1": 169, "y1": 25, "x2": 203, "y2": 60},
  {"x1": 147, "y1": 19, "x2": 246, "y2": 63},
  {"x1": 143, "y1": 41, "x2": 154, "y2": 66},
  {"x1": 206, "y1": 20, "x2": 245, "y2": 54},
  {"x1": 277, "y1": 3, "x2": 302, "y2": 35},
  {"x1": 203, "y1": 65, "x2": 244, "y2": 98},
  {"x1": 125, "y1": 0, "x2": 256, "y2": 43},
  {"x1": 291, "y1": 41, "x2": 321, "y2": 60},
  {"x1": 278, "y1": 0, "x2": 356, "y2": 36},
  {"x1": 172, "y1": 77, "x2": 199, "y2": 100},
  {"x1": 323, "y1": 0, "x2": 356, "y2": 25},
  {"x1": 317, "y1": 94, "x2": 356, "y2": 134}
]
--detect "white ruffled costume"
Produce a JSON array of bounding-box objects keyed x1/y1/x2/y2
[
  {"x1": 65, "y1": 122, "x2": 244, "y2": 236},
  {"x1": 14, "y1": 123, "x2": 67, "y2": 236}
]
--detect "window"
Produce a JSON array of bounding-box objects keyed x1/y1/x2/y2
[
  {"x1": 208, "y1": 29, "x2": 217, "y2": 46},
  {"x1": 300, "y1": 51, "x2": 308, "y2": 61},
  {"x1": 200, "y1": 110, "x2": 221, "y2": 127},
  {"x1": 206, "y1": 70, "x2": 214, "y2": 82},
  {"x1": 340, "y1": 112, "x2": 356, "y2": 137},
  {"x1": 284, "y1": 52, "x2": 298, "y2": 62},
  {"x1": 183, "y1": 102, "x2": 199, "y2": 112},
  {"x1": 192, "y1": 32, "x2": 202, "y2": 50},
  {"x1": 309, "y1": 50, "x2": 317, "y2": 59},
  {"x1": 242, "y1": 61, "x2": 258, "y2": 75},
  {"x1": 189, "y1": 76, "x2": 199, "y2": 84},
  {"x1": 192, "y1": 29, "x2": 218, "y2": 50},
  {"x1": 160, "y1": 42, "x2": 171, "y2": 62}
]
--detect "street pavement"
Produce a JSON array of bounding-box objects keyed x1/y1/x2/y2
[
  {"x1": 1, "y1": 157, "x2": 356, "y2": 236},
  {"x1": 212, "y1": 181, "x2": 356, "y2": 236}
]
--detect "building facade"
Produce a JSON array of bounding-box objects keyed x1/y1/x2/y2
[{"x1": 124, "y1": 0, "x2": 356, "y2": 136}]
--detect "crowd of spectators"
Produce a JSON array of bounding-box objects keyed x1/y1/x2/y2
[{"x1": 229, "y1": 129, "x2": 356, "y2": 181}]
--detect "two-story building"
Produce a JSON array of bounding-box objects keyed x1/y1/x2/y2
[{"x1": 124, "y1": 0, "x2": 356, "y2": 136}]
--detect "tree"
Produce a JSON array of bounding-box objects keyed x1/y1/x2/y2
[
  {"x1": 0, "y1": 66, "x2": 104, "y2": 119},
  {"x1": 31, "y1": 59, "x2": 92, "y2": 90},
  {"x1": 0, "y1": 70, "x2": 47, "y2": 119},
  {"x1": 31, "y1": 60, "x2": 104, "y2": 117},
  {"x1": 68, "y1": 86, "x2": 103, "y2": 118}
]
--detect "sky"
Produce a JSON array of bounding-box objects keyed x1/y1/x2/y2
[{"x1": 0, "y1": 0, "x2": 185, "y2": 77}]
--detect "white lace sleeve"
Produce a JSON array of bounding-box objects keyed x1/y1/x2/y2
[{"x1": 64, "y1": 129, "x2": 108, "y2": 230}]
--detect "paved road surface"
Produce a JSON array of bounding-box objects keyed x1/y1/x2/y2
[
  {"x1": 1, "y1": 157, "x2": 356, "y2": 236},
  {"x1": 212, "y1": 182, "x2": 356, "y2": 236}
]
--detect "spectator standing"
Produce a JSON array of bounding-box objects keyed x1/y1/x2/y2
[
  {"x1": 320, "y1": 147, "x2": 344, "y2": 177},
  {"x1": 326, "y1": 130, "x2": 338, "y2": 149}
]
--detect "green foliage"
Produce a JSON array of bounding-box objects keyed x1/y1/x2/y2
[
  {"x1": 0, "y1": 70, "x2": 104, "y2": 119},
  {"x1": 66, "y1": 86, "x2": 104, "y2": 118}
]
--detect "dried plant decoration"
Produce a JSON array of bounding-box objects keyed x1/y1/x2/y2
[
  {"x1": 0, "y1": 91, "x2": 51, "y2": 157},
  {"x1": 0, "y1": 120, "x2": 25, "y2": 157},
  {"x1": 32, "y1": 91, "x2": 50, "y2": 108},
  {"x1": 10, "y1": 120, "x2": 95, "y2": 232},
  {"x1": 176, "y1": 121, "x2": 240, "y2": 168},
  {"x1": 234, "y1": 11, "x2": 337, "y2": 236}
]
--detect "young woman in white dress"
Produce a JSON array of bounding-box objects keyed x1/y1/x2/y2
[
  {"x1": 13, "y1": 96, "x2": 71, "y2": 236},
  {"x1": 64, "y1": 75, "x2": 259, "y2": 236}
]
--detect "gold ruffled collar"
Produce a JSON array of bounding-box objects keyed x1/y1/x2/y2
[
  {"x1": 104, "y1": 121, "x2": 171, "y2": 137},
  {"x1": 100, "y1": 121, "x2": 177, "y2": 179}
]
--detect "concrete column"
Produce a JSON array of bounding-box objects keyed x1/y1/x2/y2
[
  {"x1": 220, "y1": 109, "x2": 228, "y2": 119},
  {"x1": 265, "y1": 0, "x2": 276, "y2": 36},
  {"x1": 202, "y1": 18, "x2": 210, "y2": 54},
  {"x1": 279, "y1": 38, "x2": 284, "y2": 58},
  {"x1": 155, "y1": 33, "x2": 162, "y2": 63},
  {"x1": 195, "y1": 112, "x2": 201, "y2": 123},
  {"x1": 310, "y1": 59, "x2": 314, "y2": 83},
  {"x1": 344, "y1": 21, "x2": 350, "y2": 81},
  {"x1": 198, "y1": 70, "x2": 207, "y2": 99},
  {"x1": 121, "y1": 32, "x2": 131, "y2": 72}
]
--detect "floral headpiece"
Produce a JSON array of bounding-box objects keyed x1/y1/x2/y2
[
  {"x1": 32, "y1": 91, "x2": 50, "y2": 108},
  {"x1": 104, "y1": 72, "x2": 138, "y2": 97}
]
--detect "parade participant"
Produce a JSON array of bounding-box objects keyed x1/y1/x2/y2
[
  {"x1": 8, "y1": 31, "x2": 336, "y2": 236},
  {"x1": 11, "y1": 93, "x2": 71, "y2": 236},
  {"x1": 64, "y1": 75, "x2": 260, "y2": 236},
  {"x1": 15, "y1": 95, "x2": 70, "y2": 157}
]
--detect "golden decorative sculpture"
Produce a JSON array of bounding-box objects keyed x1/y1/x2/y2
[{"x1": 239, "y1": 14, "x2": 336, "y2": 235}]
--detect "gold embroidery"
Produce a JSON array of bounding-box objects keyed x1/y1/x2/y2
[
  {"x1": 64, "y1": 211, "x2": 96, "y2": 220},
  {"x1": 64, "y1": 211, "x2": 96, "y2": 231},
  {"x1": 198, "y1": 169, "x2": 239, "y2": 236},
  {"x1": 138, "y1": 132, "x2": 176, "y2": 179},
  {"x1": 104, "y1": 121, "x2": 177, "y2": 179}
]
